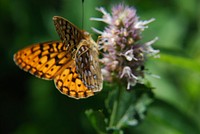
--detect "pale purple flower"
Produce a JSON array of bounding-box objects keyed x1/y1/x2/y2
[{"x1": 91, "y1": 3, "x2": 159, "y2": 89}]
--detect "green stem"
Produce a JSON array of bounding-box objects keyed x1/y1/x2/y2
[
  {"x1": 109, "y1": 100, "x2": 118, "y2": 127},
  {"x1": 108, "y1": 85, "x2": 121, "y2": 128},
  {"x1": 116, "y1": 105, "x2": 134, "y2": 128}
]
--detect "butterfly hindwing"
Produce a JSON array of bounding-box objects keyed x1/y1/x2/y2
[
  {"x1": 54, "y1": 66, "x2": 94, "y2": 99},
  {"x1": 75, "y1": 39, "x2": 103, "y2": 92}
]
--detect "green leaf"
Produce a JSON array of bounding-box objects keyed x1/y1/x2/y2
[
  {"x1": 158, "y1": 53, "x2": 200, "y2": 73},
  {"x1": 105, "y1": 84, "x2": 154, "y2": 132},
  {"x1": 85, "y1": 109, "x2": 107, "y2": 134}
]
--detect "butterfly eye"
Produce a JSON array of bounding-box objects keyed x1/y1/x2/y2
[{"x1": 83, "y1": 31, "x2": 90, "y2": 36}]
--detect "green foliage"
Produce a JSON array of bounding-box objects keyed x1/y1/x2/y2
[
  {"x1": 159, "y1": 53, "x2": 200, "y2": 73},
  {"x1": 85, "y1": 83, "x2": 154, "y2": 134},
  {"x1": 85, "y1": 109, "x2": 107, "y2": 134},
  {"x1": 1, "y1": 0, "x2": 200, "y2": 134}
]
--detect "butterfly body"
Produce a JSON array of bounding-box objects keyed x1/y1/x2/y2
[{"x1": 14, "y1": 16, "x2": 103, "y2": 99}]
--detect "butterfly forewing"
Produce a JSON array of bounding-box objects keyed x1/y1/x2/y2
[
  {"x1": 14, "y1": 16, "x2": 103, "y2": 99},
  {"x1": 14, "y1": 41, "x2": 73, "y2": 80},
  {"x1": 53, "y1": 16, "x2": 82, "y2": 53}
]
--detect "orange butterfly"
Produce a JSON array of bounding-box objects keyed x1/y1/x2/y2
[{"x1": 14, "y1": 16, "x2": 103, "y2": 99}]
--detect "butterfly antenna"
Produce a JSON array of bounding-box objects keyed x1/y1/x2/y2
[{"x1": 81, "y1": 0, "x2": 84, "y2": 30}]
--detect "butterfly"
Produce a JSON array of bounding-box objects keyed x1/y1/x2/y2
[{"x1": 13, "y1": 16, "x2": 103, "y2": 99}]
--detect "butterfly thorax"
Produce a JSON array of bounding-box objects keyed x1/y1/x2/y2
[
  {"x1": 72, "y1": 30, "x2": 99, "y2": 59},
  {"x1": 81, "y1": 30, "x2": 98, "y2": 48}
]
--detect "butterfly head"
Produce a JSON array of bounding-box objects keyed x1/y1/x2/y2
[{"x1": 81, "y1": 30, "x2": 99, "y2": 49}]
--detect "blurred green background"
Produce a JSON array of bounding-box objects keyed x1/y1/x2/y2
[{"x1": 1, "y1": 0, "x2": 200, "y2": 133}]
